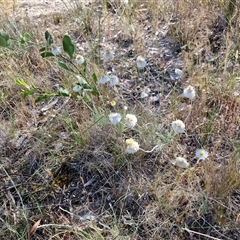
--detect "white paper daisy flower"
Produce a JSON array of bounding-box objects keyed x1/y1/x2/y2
[
  {"x1": 183, "y1": 85, "x2": 196, "y2": 99},
  {"x1": 171, "y1": 120, "x2": 185, "y2": 133},
  {"x1": 195, "y1": 149, "x2": 209, "y2": 160},
  {"x1": 140, "y1": 87, "x2": 151, "y2": 99},
  {"x1": 136, "y1": 56, "x2": 147, "y2": 69},
  {"x1": 109, "y1": 75, "x2": 119, "y2": 87},
  {"x1": 75, "y1": 55, "x2": 85, "y2": 65},
  {"x1": 99, "y1": 75, "x2": 110, "y2": 84},
  {"x1": 51, "y1": 45, "x2": 62, "y2": 56},
  {"x1": 126, "y1": 138, "x2": 139, "y2": 154},
  {"x1": 125, "y1": 114, "x2": 137, "y2": 128},
  {"x1": 108, "y1": 113, "x2": 122, "y2": 124},
  {"x1": 103, "y1": 49, "x2": 114, "y2": 61},
  {"x1": 72, "y1": 85, "x2": 82, "y2": 92},
  {"x1": 172, "y1": 157, "x2": 189, "y2": 168}
]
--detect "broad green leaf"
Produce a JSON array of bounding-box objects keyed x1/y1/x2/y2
[
  {"x1": 20, "y1": 38, "x2": 25, "y2": 44},
  {"x1": 58, "y1": 61, "x2": 74, "y2": 73},
  {"x1": 24, "y1": 32, "x2": 31, "y2": 41},
  {"x1": 41, "y1": 51, "x2": 55, "y2": 58},
  {"x1": 76, "y1": 75, "x2": 88, "y2": 85},
  {"x1": 58, "y1": 88, "x2": 70, "y2": 96},
  {"x1": 63, "y1": 35, "x2": 74, "y2": 59},
  {"x1": 39, "y1": 47, "x2": 46, "y2": 52},
  {"x1": 0, "y1": 35, "x2": 8, "y2": 47},
  {"x1": 45, "y1": 31, "x2": 53, "y2": 46},
  {"x1": 1, "y1": 33, "x2": 9, "y2": 41}
]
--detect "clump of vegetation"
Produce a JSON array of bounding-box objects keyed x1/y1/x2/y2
[{"x1": 1, "y1": 0, "x2": 240, "y2": 239}]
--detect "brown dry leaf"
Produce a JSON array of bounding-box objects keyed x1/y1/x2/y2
[{"x1": 30, "y1": 219, "x2": 41, "y2": 238}]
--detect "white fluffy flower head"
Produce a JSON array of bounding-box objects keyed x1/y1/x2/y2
[
  {"x1": 99, "y1": 75, "x2": 110, "y2": 84},
  {"x1": 72, "y1": 85, "x2": 82, "y2": 92},
  {"x1": 172, "y1": 157, "x2": 189, "y2": 169},
  {"x1": 51, "y1": 45, "x2": 62, "y2": 56},
  {"x1": 126, "y1": 138, "x2": 139, "y2": 154},
  {"x1": 183, "y1": 85, "x2": 196, "y2": 99},
  {"x1": 75, "y1": 55, "x2": 85, "y2": 65},
  {"x1": 125, "y1": 114, "x2": 137, "y2": 128},
  {"x1": 136, "y1": 56, "x2": 147, "y2": 69},
  {"x1": 109, "y1": 75, "x2": 119, "y2": 87},
  {"x1": 196, "y1": 149, "x2": 209, "y2": 160},
  {"x1": 171, "y1": 120, "x2": 185, "y2": 133},
  {"x1": 140, "y1": 87, "x2": 151, "y2": 99},
  {"x1": 103, "y1": 49, "x2": 114, "y2": 61},
  {"x1": 108, "y1": 113, "x2": 122, "y2": 124}
]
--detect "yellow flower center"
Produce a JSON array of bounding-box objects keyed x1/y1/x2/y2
[
  {"x1": 76, "y1": 55, "x2": 83, "y2": 60},
  {"x1": 110, "y1": 100, "x2": 116, "y2": 106},
  {"x1": 137, "y1": 56, "x2": 144, "y2": 62},
  {"x1": 199, "y1": 151, "x2": 204, "y2": 156},
  {"x1": 126, "y1": 138, "x2": 134, "y2": 146}
]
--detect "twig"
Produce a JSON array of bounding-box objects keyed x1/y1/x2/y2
[
  {"x1": 182, "y1": 228, "x2": 222, "y2": 240},
  {"x1": 140, "y1": 145, "x2": 159, "y2": 153}
]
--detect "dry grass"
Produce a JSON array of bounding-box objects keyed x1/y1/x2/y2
[{"x1": 1, "y1": 0, "x2": 240, "y2": 239}]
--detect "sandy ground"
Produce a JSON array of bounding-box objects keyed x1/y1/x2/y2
[{"x1": 1, "y1": 0, "x2": 88, "y2": 19}]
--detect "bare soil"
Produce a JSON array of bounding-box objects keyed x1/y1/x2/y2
[{"x1": 2, "y1": 0, "x2": 83, "y2": 17}]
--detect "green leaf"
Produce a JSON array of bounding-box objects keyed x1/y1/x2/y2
[
  {"x1": 0, "y1": 35, "x2": 8, "y2": 47},
  {"x1": 57, "y1": 88, "x2": 70, "y2": 96},
  {"x1": 58, "y1": 61, "x2": 74, "y2": 73},
  {"x1": 75, "y1": 75, "x2": 92, "y2": 91},
  {"x1": 0, "y1": 33, "x2": 10, "y2": 47},
  {"x1": 39, "y1": 47, "x2": 46, "y2": 52},
  {"x1": 45, "y1": 31, "x2": 53, "y2": 46},
  {"x1": 24, "y1": 32, "x2": 31, "y2": 41},
  {"x1": 92, "y1": 87, "x2": 99, "y2": 96},
  {"x1": 20, "y1": 38, "x2": 25, "y2": 44},
  {"x1": 76, "y1": 75, "x2": 88, "y2": 85},
  {"x1": 92, "y1": 73, "x2": 98, "y2": 83},
  {"x1": 91, "y1": 73, "x2": 99, "y2": 96},
  {"x1": 35, "y1": 93, "x2": 56, "y2": 103},
  {"x1": 41, "y1": 51, "x2": 55, "y2": 58},
  {"x1": 1, "y1": 33, "x2": 9, "y2": 41},
  {"x1": 20, "y1": 90, "x2": 35, "y2": 98},
  {"x1": 83, "y1": 94, "x2": 91, "y2": 102},
  {"x1": 62, "y1": 35, "x2": 74, "y2": 59},
  {"x1": 15, "y1": 78, "x2": 30, "y2": 89}
]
